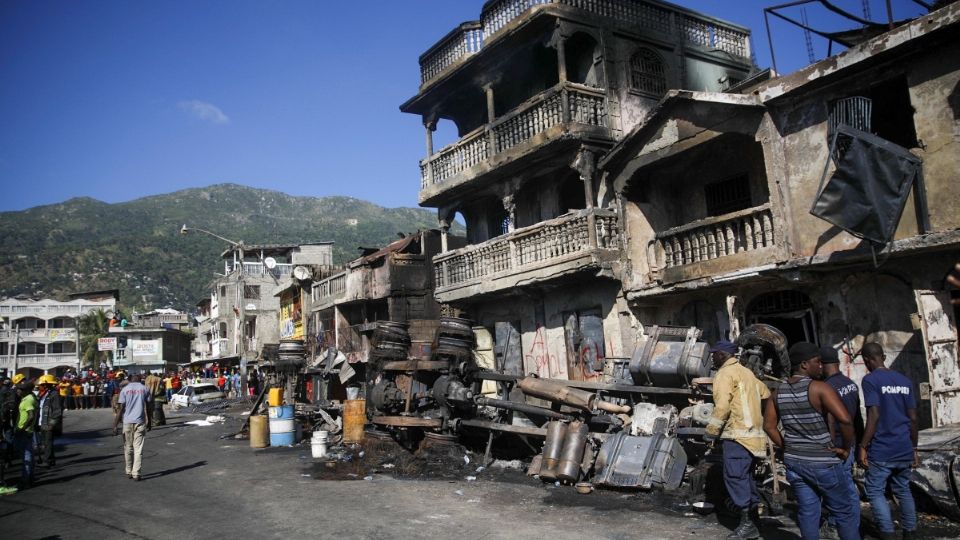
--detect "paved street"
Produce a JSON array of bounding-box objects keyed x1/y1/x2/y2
[{"x1": 1, "y1": 406, "x2": 957, "y2": 540}]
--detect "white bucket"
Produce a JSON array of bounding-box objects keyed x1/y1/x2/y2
[
  {"x1": 311, "y1": 439, "x2": 328, "y2": 458},
  {"x1": 346, "y1": 387, "x2": 360, "y2": 400},
  {"x1": 313, "y1": 430, "x2": 329, "y2": 442}
]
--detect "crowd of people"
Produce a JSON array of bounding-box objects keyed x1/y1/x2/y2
[{"x1": 706, "y1": 340, "x2": 920, "y2": 540}]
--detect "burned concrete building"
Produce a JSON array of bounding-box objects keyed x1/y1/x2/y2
[
  {"x1": 601, "y1": 2, "x2": 960, "y2": 429},
  {"x1": 309, "y1": 230, "x2": 457, "y2": 366},
  {"x1": 401, "y1": 0, "x2": 755, "y2": 382}
]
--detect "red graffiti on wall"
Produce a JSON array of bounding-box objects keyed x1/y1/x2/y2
[{"x1": 524, "y1": 325, "x2": 558, "y2": 376}]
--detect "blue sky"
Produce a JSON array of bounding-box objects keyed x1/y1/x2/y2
[{"x1": 0, "y1": 0, "x2": 930, "y2": 212}]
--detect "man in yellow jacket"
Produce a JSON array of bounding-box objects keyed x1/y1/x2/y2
[{"x1": 704, "y1": 340, "x2": 770, "y2": 540}]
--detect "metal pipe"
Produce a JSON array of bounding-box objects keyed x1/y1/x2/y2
[
  {"x1": 457, "y1": 418, "x2": 547, "y2": 437},
  {"x1": 542, "y1": 420, "x2": 568, "y2": 471},
  {"x1": 475, "y1": 396, "x2": 573, "y2": 421},
  {"x1": 557, "y1": 421, "x2": 589, "y2": 482}
]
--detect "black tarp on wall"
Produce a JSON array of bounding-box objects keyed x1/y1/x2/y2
[{"x1": 811, "y1": 124, "x2": 923, "y2": 244}]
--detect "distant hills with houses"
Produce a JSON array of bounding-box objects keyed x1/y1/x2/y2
[{"x1": 0, "y1": 184, "x2": 458, "y2": 313}]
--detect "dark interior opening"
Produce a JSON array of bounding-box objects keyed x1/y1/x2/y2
[
  {"x1": 558, "y1": 173, "x2": 586, "y2": 213},
  {"x1": 704, "y1": 174, "x2": 752, "y2": 217},
  {"x1": 494, "y1": 43, "x2": 559, "y2": 116},
  {"x1": 564, "y1": 32, "x2": 601, "y2": 87}
]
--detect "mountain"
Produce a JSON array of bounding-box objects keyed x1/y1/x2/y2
[{"x1": 0, "y1": 184, "x2": 457, "y2": 312}]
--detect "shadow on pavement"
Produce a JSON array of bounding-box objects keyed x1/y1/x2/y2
[
  {"x1": 59, "y1": 453, "x2": 123, "y2": 466},
  {"x1": 142, "y1": 460, "x2": 206, "y2": 480},
  {"x1": 33, "y1": 468, "x2": 109, "y2": 487}
]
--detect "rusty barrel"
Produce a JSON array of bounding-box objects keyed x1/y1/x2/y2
[
  {"x1": 249, "y1": 415, "x2": 269, "y2": 448},
  {"x1": 343, "y1": 398, "x2": 366, "y2": 443}
]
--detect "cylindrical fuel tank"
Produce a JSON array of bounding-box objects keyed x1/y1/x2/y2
[
  {"x1": 542, "y1": 420, "x2": 568, "y2": 471},
  {"x1": 557, "y1": 421, "x2": 589, "y2": 482},
  {"x1": 629, "y1": 328, "x2": 711, "y2": 387}
]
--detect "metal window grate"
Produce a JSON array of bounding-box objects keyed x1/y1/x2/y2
[
  {"x1": 629, "y1": 48, "x2": 666, "y2": 96},
  {"x1": 704, "y1": 175, "x2": 752, "y2": 217}
]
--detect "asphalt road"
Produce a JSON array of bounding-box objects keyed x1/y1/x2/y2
[{"x1": 0, "y1": 407, "x2": 956, "y2": 540}]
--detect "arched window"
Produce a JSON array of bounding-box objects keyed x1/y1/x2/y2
[{"x1": 629, "y1": 48, "x2": 666, "y2": 96}]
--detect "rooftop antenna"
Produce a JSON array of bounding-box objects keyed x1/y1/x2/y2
[{"x1": 801, "y1": 7, "x2": 816, "y2": 64}]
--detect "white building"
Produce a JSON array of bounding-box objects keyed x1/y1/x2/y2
[{"x1": 0, "y1": 290, "x2": 118, "y2": 377}]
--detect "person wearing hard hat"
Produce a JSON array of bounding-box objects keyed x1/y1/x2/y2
[
  {"x1": 13, "y1": 381, "x2": 38, "y2": 489},
  {"x1": 36, "y1": 374, "x2": 63, "y2": 468}
]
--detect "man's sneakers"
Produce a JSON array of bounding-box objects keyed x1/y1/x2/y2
[{"x1": 0, "y1": 486, "x2": 18, "y2": 496}]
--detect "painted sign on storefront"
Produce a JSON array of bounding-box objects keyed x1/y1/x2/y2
[
  {"x1": 130, "y1": 339, "x2": 160, "y2": 357},
  {"x1": 97, "y1": 337, "x2": 117, "y2": 351},
  {"x1": 279, "y1": 288, "x2": 304, "y2": 340}
]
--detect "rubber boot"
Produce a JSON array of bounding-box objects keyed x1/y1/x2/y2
[{"x1": 726, "y1": 508, "x2": 760, "y2": 540}]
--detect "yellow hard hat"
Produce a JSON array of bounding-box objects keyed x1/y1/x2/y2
[
  {"x1": 12, "y1": 373, "x2": 25, "y2": 385},
  {"x1": 39, "y1": 374, "x2": 58, "y2": 385}
]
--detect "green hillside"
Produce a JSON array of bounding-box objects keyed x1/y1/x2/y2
[{"x1": 0, "y1": 184, "x2": 457, "y2": 312}]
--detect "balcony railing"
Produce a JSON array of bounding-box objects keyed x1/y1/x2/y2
[
  {"x1": 235, "y1": 262, "x2": 293, "y2": 276},
  {"x1": 419, "y1": 22, "x2": 484, "y2": 85},
  {"x1": 419, "y1": 0, "x2": 750, "y2": 86},
  {"x1": 422, "y1": 127, "x2": 489, "y2": 188},
  {"x1": 0, "y1": 353, "x2": 79, "y2": 368},
  {"x1": 434, "y1": 208, "x2": 619, "y2": 290},
  {"x1": 313, "y1": 272, "x2": 347, "y2": 302},
  {"x1": 0, "y1": 328, "x2": 77, "y2": 341},
  {"x1": 421, "y1": 82, "x2": 606, "y2": 189},
  {"x1": 654, "y1": 205, "x2": 774, "y2": 269},
  {"x1": 0, "y1": 304, "x2": 107, "y2": 316}
]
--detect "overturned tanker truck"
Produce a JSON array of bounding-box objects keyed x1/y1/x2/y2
[{"x1": 356, "y1": 317, "x2": 790, "y2": 498}]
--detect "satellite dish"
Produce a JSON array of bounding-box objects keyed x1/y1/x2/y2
[
  {"x1": 263, "y1": 257, "x2": 277, "y2": 269},
  {"x1": 293, "y1": 266, "x2": 312, "y2": 281}
]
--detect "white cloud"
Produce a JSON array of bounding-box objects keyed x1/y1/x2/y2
[{"x1": 178, "y1": 100, "x2": 230, "y2": 125}]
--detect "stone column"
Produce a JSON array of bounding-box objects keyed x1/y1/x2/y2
[
  {"x1": 483, "y1": 84, "x2": 497, "y2": 153},
  {"x1": 572, "y1": 148, "x2": 598, "y2": 248},
  {"x1": 424, "y1": 115, "x2": 437, "y2": 157}
]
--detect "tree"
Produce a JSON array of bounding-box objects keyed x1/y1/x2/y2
[{"x1": 78, "y1": 308, "x2": 110, "y2": 368}]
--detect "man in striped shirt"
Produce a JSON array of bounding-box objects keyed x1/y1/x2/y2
[{"x1": 763, "y1": 342, "x2": 860, "y2": 540}]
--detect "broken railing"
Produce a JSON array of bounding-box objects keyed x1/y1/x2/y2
[
  {"x1": 421, "y1": 82, "x2": 606, "y2": 189},
  {"x1": 434, "y1": 208, "x2": 619, "y2": 289},
  {"x1": 654, "y1": 205, "x2": 774, "y2": 269},
  {"x1": 419, "y1": 0, "x2": 750, "y2": 86},
  {"x1": 312, "y1": 271, "x2": 347, "y2": 303}
]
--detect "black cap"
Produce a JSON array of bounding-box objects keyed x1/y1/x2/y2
[
  {"x1": 789, "y1": 342, "x2": 820, "y2": 366},
  {"x1": 819, "y1": 346, "x2": 840, "y2": 365}
]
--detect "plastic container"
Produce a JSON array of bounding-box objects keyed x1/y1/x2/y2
[
  {"x1": 311, "y1": 430, "x2": 329, "y2": 458},
  {"x1": 249, "y1": 415, "x2": 269, "y2": 448},
  {"x1": 268, "y1": 387, "x2": 284, "y2": 407},
  {"x1": 343, "y1": 399, "x2": 366, "y2": 443},
  {"x1": 268, "y1": 405, "x2": 296, "y2": 446}
]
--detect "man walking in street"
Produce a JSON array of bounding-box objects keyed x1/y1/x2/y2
[
  {"x1": 763, "y1": 342, "x2": 860, "y2": 540},
  {"x1": 859, "y1": 342, "x2": 919, "y2": 540},
  {"x1": 113, "y1": 373, "x2": 152, "y2": 481},
  {"x1": 144, "y1": 371, "x2": 166, "y2": 426},
  {"x1": 13, "y1": 382, "x2": 38, "y2": 490},
  {"x1": 703, "y1": 340, "x2": 770, "y2": 540},
  {"x1": 36, "y1": 375, "x2": 63, "y2": 468}
]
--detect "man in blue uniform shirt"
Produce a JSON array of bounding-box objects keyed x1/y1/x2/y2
[{"x1": 858, "y1": 342, "x2": 919, "y2": 540}]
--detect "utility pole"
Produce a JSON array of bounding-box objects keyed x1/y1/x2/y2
[{"x1": 12, "y1": 326, "x2": 19, "y2": 375}]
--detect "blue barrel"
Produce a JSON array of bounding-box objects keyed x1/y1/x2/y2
[{"x1": 268, "y1": 405, "x2": 296, "y2": 446}]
